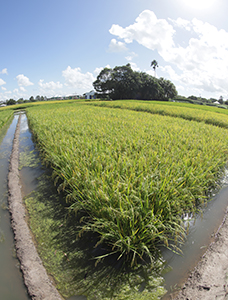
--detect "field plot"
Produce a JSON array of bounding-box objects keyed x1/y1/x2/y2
[
  {"x1": 25, "y1": 101, "x2": 228, "y2": 299},
  {"x1": 0, "y1": 109, "x2": 14, "y2": 129},
  {"x1": 92, "y1": 100, "x2": 228, "y2": 129}
]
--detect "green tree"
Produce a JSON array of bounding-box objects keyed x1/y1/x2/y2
[
  {"x1": 17, "y1": 98, "x2": 24, "y2": 104},
  {"x1": 151, "y1": 60, "x2": 159, "y2": 77},
  {"x1": 93, "y1": 67, "x2": 113, "y2": 99},
  {"x1": 158, "y1": 77, "x2": 178, "y2": 100},
  {"x1": 138, "y1": 72, "x2": 163, "y2": 100},
  {"x1": 29, "y1": 96, "x2": 35, "y2": 102},
  {"x1": 188, "y1": 95, "x2": 198, "y2": 100},
  {"x1": 219, "y1": 96, "x2": 224, "y2": 104},
  {"x1": 93, "y1": 64, "x2": 138, "y2": 100},
  {"x1": 93, "y1": 64, "x2": 177, "y2": 101},
  {"x1": 6, "y1": 99, "x2": 16, "y2": 105}
]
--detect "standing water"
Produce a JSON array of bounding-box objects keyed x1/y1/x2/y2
[
  {"x1": 162, "y1": 177, "x2": 228, "y2": 297},
  {"x1": 0, "y1": 114, "x2": 29, "y2": 300}
]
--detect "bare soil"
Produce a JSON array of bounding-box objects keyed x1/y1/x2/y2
[{"x1": 8, "y1": 115, "x2": 63, "y2": 300}]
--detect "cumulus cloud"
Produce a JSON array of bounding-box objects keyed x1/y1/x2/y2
[
  {"x1": 0, "y1": 68, "x2": 8, "y2": 75},
  {"x1": 16, "y1": 74, "x2": 33, "y2": 86},
  {"x1": 0, "y1": 78, "x2": 6, "y2": 86},
  {"x1": 38, "y1": 80, "x2": 63, "y2": 90},
  {"x1": 110, "y1": 10, "x2": 175, "y2": 52},
  {"x1": 167, "y1": 18, "x2": 228, "y2": 94},
  {"x1": 62, "y1": 66, "x2": 95, "y2": 90},
  {"x1": 108, "y1": 39, "x2": 128, "y2": 52},
  {"x1": 110, "y1": 10, "x2": 228, "y2": 96},
  {"x1": 125, "y1": 52, "x2": 138, "y2": 61},
  {"x1": 19, "y1": 87, "x2": 26, "y2": 92},
  {"x1": 94, "y1": 65, "x2": 111, "y2": 76},
  {"x1": 130, "y1": 62, "x2": 140, "y2": 72},
  {"x1": 169, "y1": 17, "x2": 191, "y2": 31},
  {"x1": 1, "y1": 86, "x2": 6, "y2": 91}
]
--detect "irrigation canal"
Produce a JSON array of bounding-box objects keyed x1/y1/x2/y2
[
  {"x1": 0, "y1": 112, "x2": 228, "y2": 299},
  {"x1": 0, "y1": 113, "x2": 29, "y2": 300}
]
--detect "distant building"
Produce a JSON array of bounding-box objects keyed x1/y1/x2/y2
[{"x1": 84, "y1": 90, "x2": 96, "y2": 99}]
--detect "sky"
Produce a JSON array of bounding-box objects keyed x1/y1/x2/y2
[{"x1": 0, "y1": 0, "x2": 228, "y2": 101}]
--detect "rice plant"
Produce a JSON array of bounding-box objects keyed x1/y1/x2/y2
[
  {"x1": 26, "y1": 102, "x2": 228, "y2": 266},
  {"x1": 0, "y1": 109, "x2": 13, "y2": 129},
  {"x1": 91, "y1": 100, "x2": 228, "y2": 129}
]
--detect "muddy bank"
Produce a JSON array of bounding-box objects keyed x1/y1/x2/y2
[
  {"x1": 174, "y1": 207, "x2": 228, "y2": 300},
  {"x1": 7, "y1": 114, "x2": 63, "y2": 300}
]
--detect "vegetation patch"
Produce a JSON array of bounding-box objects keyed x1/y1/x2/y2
[
  {"x1": 19, "y1": 147, "x2": 40, "y2": 170},
  {"x1": 25, "y1": 102, "x2": 228, "y2": 268},
  {"x1": 0, "y1": 109, "x2": 14, "y2": 130},
  {"x1": 25, "y1": 173, "x2": 166, "y2": 299},
  {"x1": 91, "y1": 100, "x2": 228, "y2": 129}
]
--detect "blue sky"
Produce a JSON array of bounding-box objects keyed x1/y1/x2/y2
[{"x1": 0, "y1": 0, "x2": 228, "y2": 101}]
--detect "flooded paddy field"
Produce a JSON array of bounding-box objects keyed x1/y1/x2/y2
[{"x1": 1, "y1": 111, "x2": 228, "y2": 299}]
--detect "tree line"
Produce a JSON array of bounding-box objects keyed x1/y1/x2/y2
[{"x1": 93, "y1": 63, "x2": 178, "y2": 101}]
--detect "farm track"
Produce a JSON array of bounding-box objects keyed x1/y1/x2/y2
[{"x1": 7, "y1": 114, "x2": 64, "y2": 300}]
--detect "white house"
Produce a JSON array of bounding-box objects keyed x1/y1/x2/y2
[
  {"x1": 84, "y1": 90, "x2": 96, "y2": 99},
  {"x1": 213, "y1": 101, "x2": 220, "y2": 105}
]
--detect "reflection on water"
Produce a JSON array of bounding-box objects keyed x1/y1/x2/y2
[
  {"x1": 0, "y1": 114, "x2": 29, "y2": 300},
  {"x1": 163, "y1": 179, "x2": 228, "y2": 298}
]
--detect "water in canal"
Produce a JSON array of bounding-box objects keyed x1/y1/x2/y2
[{"x1": 0, "y1": 114, "x2": 29, "y2": 300}]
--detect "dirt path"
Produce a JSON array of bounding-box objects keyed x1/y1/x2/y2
[
  {"x1": 8, "y1": 115, "x2": 64, "y2": 300},
  {"x1": 174, "y1": 208, "x2": 228, "y2": 300}
]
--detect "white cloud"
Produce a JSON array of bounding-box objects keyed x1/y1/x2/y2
[
  {"x1": 0, "y1": 68, "x2": 8, "y2": 75},
  {"x1": 19, "y1": 87, "x2": 26, "y2": 92},
  {"x1": 94, "y1": 67, "x2": 103, "y2": 76},
  {"x1": 94, "y1": 65, "x2": 111, "y2": 76},
  {"x1": 169, "y1": 17, "x2": 191, "y2": 31},
  {"x1": 130, "y1": 62, "x2": 140, "y2": 72},
  {"x1": 38, "y1": 80, "x2": 63, "y2": 90},
  {"x1": 1, "y1": 86, "x2": 6, "y2": 91},
  {"x1": 109, "y1": 10, "x2": 175, "y2": 52},
  {"x1": 62, "y1": 66, "x2": 95, "y2": 90},
  {"x1": 110, "y1": 10, "x2": 228, "y2": 97},
  {"x1": 0, "y1": 78, "x2": 6, "y2": 86},
  {"x1": 108, "y1": 39, "x2": 128, "y2": 52},
  {"x1": 16, "y1": 74, "x2": 33, "y2": 87},
  {"x1": 125, "y1": 52, "x2": 138, "y2": 61}
]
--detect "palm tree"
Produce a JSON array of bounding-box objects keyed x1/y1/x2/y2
[{"x1": 151, "y1": 60, "x2": 159, "y2": 77}]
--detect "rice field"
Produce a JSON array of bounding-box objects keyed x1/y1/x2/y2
[
  {"x1": 0, "y1": 109, "x2": 13, "y2": 129},
  {"x1": 26, "y1": 101, "x2": 228, "y2": 267},
  {"x1": 91, "y1": 100, "x2": 228, "y2": 129}
]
